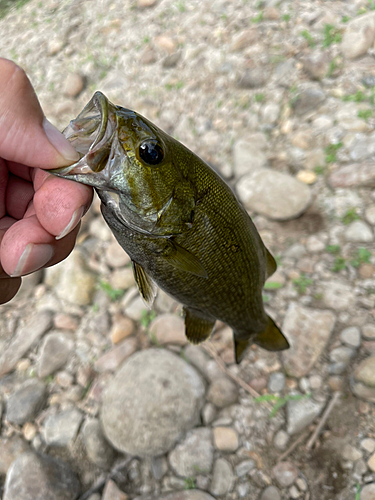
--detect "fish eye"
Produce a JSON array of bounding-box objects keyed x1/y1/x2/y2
[{"x1": 138, "y1": 140, "x2": 164, "y2": 166}]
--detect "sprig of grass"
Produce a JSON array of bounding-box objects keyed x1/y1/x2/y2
[
  {"x1": 184, "y1": 477, "x2": 196, "y2": 490},
  {"x1": 322, "y1": 24, "x2": 342, "y2": 47},
  {"x1": 358, "y1": 109, "x2": 372, "y2": 120},
  {"x1": 301, "y1": 29, "x2": 316, "y2": 47},
  {"x1": 326, "y1": 245, "x2": 341, "y2": 254},
  {"x1": 141, "y1": 309, "x2": 157, "y2": 329},
  {"x1": 255, "y1": 393, "x2": 312, "y2": 418},
  {"x1": 342, "y1": 90, "x2": 367, "y2": 102},
  {"x1": 98, "y1": 280, "x2": 124, "y2": 301},
  {"x1": 341, "y1": 207, "x2": 360, "y2": 225},
  {"x1": 351, "y1": 247, "x2": 372, "y2": 267},
  {"x1": 293, "y1": 274, "x2": 313, "y2": 294},
  {"x1": 264, "y1": 281, "x2": 284, "y2": 290},
  {"x1": 325, "y1": 142, "x2": 343, "y2": 163},
  {"x1": 332, "y1": 257, "x2": 346, "y2": 273}
]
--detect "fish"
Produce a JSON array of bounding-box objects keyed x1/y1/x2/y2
[{"x1": 50, "y1": 91, "x2": 289, "y2": 363}]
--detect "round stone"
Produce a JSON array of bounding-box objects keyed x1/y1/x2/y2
[
  {"x1": 101, "y1": 349, "x2": 205, "y2": 456},
  {"x1": 206, "y1": 377, "x2": 238, "y2": 408},
  {"x1": 213, "y1": 427, "x2": 239, "y2": 452},
  {"x1": 260, "y1": 485, "x2": 281, "y2": 500},
  {"x1": 272, "y1": 461, "x2": 298, "y2": 487},
  {"x1": 340, "y1": 327, "x2": 361, "y2": 348},
  {"x1": 361, "y1": 483, "x2": 375, "y2": 500}
]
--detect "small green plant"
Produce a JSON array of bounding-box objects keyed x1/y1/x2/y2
[
  {"x1": 342, "y1": 90, "x2": 367, "y2": 103},
  {"x1": 264, "y1": 281, "x2": 284, "y2": 290},
  {"x1": 165, "y1": 81, "x2": 185, "y2": 91},
  {"x1": 184, "y1": 477, "x2": 196, "y2": 490},
  {"x1": 341, "y1": 15, "x2": 350, "y2": 22},
  {"x1": 255, "y1": 393, "x2": 312, "y2": 418},
  {"x1": 282, "y1": 14, "x2": 291, "y2": 21},
  {"x1": 301, "y1": 29, "x2": 316, "y2": 47},
  {"x1": 325, "y1": 142, "x2": 343, "y2": 163},
  {"x1": 351, "y1": 247, "x2": 372, "y2": 267},
  {"x1": 141, "y1": 309, "x2": 157, "y2": 329},
  {"x1": 322, "y1": 24, "x2": 342, "y2": 47},
  {"x1": 341, "y1": 207, "x2": 360, "y2": 225},
  {"x1": 332, "y1": 257, "x2": 347, "y2": 273},
  {"x1": 262, "y1": 293, "x2": 271, "y2": 303},
  {"x1": 327, "y1": 57, "x2": 341, "y2": 78},
  {"x1": 293, "y1": 274, "x2": 313, "y2": 294},
  {"x1": 355, "y1": 484, "x2": 361, "y2": 500},
  {"x1": 358, "y1": 109, "x2": 372, "y2": 120},
  {"x1": 252, "y1": 11, "x2": 264, "y2": 23},
  {"x1": 98, "y1": 280, "x2": 124, "y2": 301},
  {"x1": 314, "y1": 165, "x2": 326, "y2": 175},
  {"x1": 255, "y1": 93, "x2": 265, "y2": 102},
  {"x1": 326, "y1": 244, "x2": 341, "y2": 254},
  {"x1": 176, "y1": 0, "x2": 186, "y2": 12}
]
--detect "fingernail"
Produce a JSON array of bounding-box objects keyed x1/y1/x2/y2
[
  {"x1": 43, "y1": 118, "x2": 80, "y2": 163},
  {"x1": 56, "y1": 205, "x2": 85, "y2": 240},
  {"x1": 10, "y1": 243, "x2": 54, "y2": 277}
]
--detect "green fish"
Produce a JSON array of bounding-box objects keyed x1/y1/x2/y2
[{"x1": 51, "y1": 91, "x2": 289, "y2": 362}]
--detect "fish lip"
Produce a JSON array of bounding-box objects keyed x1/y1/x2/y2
[{"x1": 48, "y1": 91, "x2": 118, "y2": 182}]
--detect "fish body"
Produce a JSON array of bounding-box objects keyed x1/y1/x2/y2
[{"x1": 51, "y1": 92, "x2": 289, "y2": 362}]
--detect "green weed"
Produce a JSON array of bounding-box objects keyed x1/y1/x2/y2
[
  {"x1": 301, "y1": 29, "x2": 316, "y2": 47},
  {"x1": 358, "y1": 109, "x2": 372, "y2": 120},
  {"x1": 326, "y1": 245, "x2": 341, "y2": 255},
  {"x1": 314, "y1": 165, "x2": 326, "y2": 175},
  {"x1": 264, "y1": 281, "x2": 284, "y2": 290},
  {"x1": 325, "y1": 142, "x2": 343, "y2": 163},
  {"x1": 341, "y1": 15, "x2": 350, "y2": 22},
  {"x1": 341, "y1": 208, "x2": 360, "y2": 225},
  {"x1": 342, "y1": 90, "x2": 367, "y2": 103},
  {"x1": 351, "y1": 247, "x2": 372, "y2": 267},
  {"x1": 252, "y1": 11, "x2": 264, "y2": 23},
  {"x1": 332, "y1": 257, "x2": 347, "y2": 273},
  {"x1": 141, "y1": 309, "x2": 157, "y2": 329},
  {"x1": 322, "y1": 24, "x2": 342, "y2": 47},
  {"x1": 282, "y1": 14, "x2": 291, "y2": 21},
  {"x1": 184, "y1": 477, "x2": 196, "y2": 490},
  {"x1": 98, "y1": 280, "x2": 124, "y2": 301},
  {"x1": 255, "y1": 93, "x2": 265, "y2": 102},
  {"x1": 165, "y1": 81, "x2": 185, "y2": 90},
  {"x1": 293, "y1": 274, "x2": 313, "y2": 294},
  {"x1": 355, "y1": 484, "x2": 361, "y2": 500},
  {"x1": 255, "y1": 393, "x2": 312, "y2": 418}
]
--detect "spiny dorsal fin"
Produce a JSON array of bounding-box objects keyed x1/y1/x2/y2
[
  {"x1": 184, "y1": 307, "x2": 215, "y2": 344},
  {"x1": 162, "y1": 241, "x2": 207, "y2": 278},
  {"x1": 254, "y1": 315, "x2": 289, "y2": 351},
  {"x1": 265, "y1": 248, "x2": 277, "y2": 279},
  {"x1": 132, "y1": 261, "x2": 157, "y2": 307}
]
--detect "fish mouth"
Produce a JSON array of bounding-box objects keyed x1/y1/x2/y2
[{"x1": 49, "y1": 91, "x2": 121, "y2": 188}]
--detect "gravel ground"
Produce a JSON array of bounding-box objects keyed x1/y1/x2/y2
[{"x1": 1, "y1": 0, "x2": 375, "y2": 499}]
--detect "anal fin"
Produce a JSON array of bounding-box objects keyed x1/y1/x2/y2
[
  {"x1": 184, "y1": 308, "x2": 215, "y2": 344},
  {"x1": 254, "y1": 315, "x2": 289, "y2": 351},
  {"x1": 132, "y1": 261, "x2": 157, "y2": 307}
]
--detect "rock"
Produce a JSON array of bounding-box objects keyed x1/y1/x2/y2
[
  {"x1": 282, "y1": 304, "x2": 336, "y2": 377},
  {"x1": 354, "y1": 356, "x2": 375, "y2": 389},
  {"x1": 101, "y1": 349, "x2": 205, "y2": 456},
  {"x1": 63, "y1": 72, "x2": 84, "y2": 97},
  {"x1": 209, "y1": 458, "x2": 234, "y2": 496},
  {"x1": 268, "y1": 372, "x2": 285, "y2": 392},
  {"x1": 105, "y1": 240, "x2": 131, "y2": 268},
  {"x1": 206, "y1": 376, "x2": 238, "y2": 408},
  {"x1": 82, "y1": 418, "x2": 116, "y2": 469},
  {"x1": 296, "y1": 170, "x2": 317, "y2": 185},
  {"x1": 149, "y1": 314, "x2": 187, "y2": 345},
  {"x1": 94, "y1": 337, "x2": 137, "y2": 372},
  {"x1": 261, "y1": 103, "x2": 280, "y2": 125},
  {"x1": 45, "y1": 250, "x2": 96, "y2": 306},
  {"x1": 37, "y1": 333, "x2": 72, "y2": 378},
  {"x1": 168, "y1": 428, "x2": 213, "y2": 477},
  {"x1": 237, "y1": 67, "x2": 267, "y2": 88},
  {"x1": 124, "y1": 295, "x2": 146, "y2": 321},
  {"x1": 102, "y1": 479, "x2": 127, "y2": 500},
  {"x1": 329, "y1": 163, "x2": 375, "y2": 188},
  {"x1": 53, "y1": 313, "x2": 78, "y2": 331},
  {"x1": 361, "y1": 483, "x2": 375, "y2": 500},
  {"x1": 303, "y1": 51, "x2": 330, "y2": 80},
  {"x1": 154, "y1": 35, "x2": 176, "y2": 54},
  {"x1": 110, "y1": 316, "x2": 134, "y2": 344},
  {"x1": 160, "y1": 492, "x2": 216, "y2": 500},
  {"x1": 48, "y1": 38, "x2": 64, "y2": 55},
  {"x1": 163, "y1": 51, "x2": 181, "y2": 68},
  {"x1": 361, "y1": 438, "x2": 375, "y2": 453},
  {"x1": 43, "y1": 408, "x2": 83, "y2": 447},
  {"x1": 349, "y1": 134, "x2": 375, "y2": 162},
  {"x1": 340, "y1": 327, "x2": 361, "y2": 348},
  {"x1": 0, "y1": 311, "x2": 52, "y2": 377},
  {"x1": 3, "y1": 452, "x2": 80, "y2": 500},
  {"x1": 306, "y1": 235, "x2": 326, "y2": 253},
  {"x1": 321, "y1": 280, "x2": 355, "y2": 311},
  {"x1": 363, "y1": 324, "x2": 375, "y2": 340},
  {"x1": 138, "y1": 0, "x2": 157, "y2": 6},
  {"x1": 287, "y1": 396, "x2": 325, "y2": 435},
  {"x1": 233, "y1": 136, "x2": 267, "y2": 178},
  {"x1": 292, "y1": 88, "x2": 326, "y2": 116},
  {"x1": 260, "y1": 486, "x2": 281, "y2": 500},
  {"x1": 230, "y1": 29, "x2": 258, "y2": 51},
  {"x1": 368, "y1": 453, "x2": 375, "y2": 472},
  {"x1": 0, "y1": 436, "x2": 29, "y2": 475},
  {"x1": 23, "y1": 423, "x2": 37, "y2": 442},
  {"x1": 272, "y1": 461, "x2": 298, "y2": 487},
  {"x1": 366, "y1": 206, "x2": 375, "y2": 225},
  {"x1": 330, "y1": 346, "x2": 355, "y2": 365},
  {"x1": 235, "y1": 460, "x2": 256, "y2": 477},
  {"x1": 341, "y1": 12, "x2": 375, "y2": 59},
  {"x1": 274, "y1": 430, "x2": 289, "y2": 450},
  {"x1": 213, "y1": 427, "x2": 239, "y2": 452},
  {"x1": 342, "y1": 444, "x2": 363, "y2": 461},
  {"x1": 6, "y1": 380, "x2": 46, "y2": 426},
  {"x1": 345, "y1": 221, "x2": 373, "y2": 242},
  {"x1": 236, "y1": 169, "x2": 312, "y2": 221},
  {"x1": 110, "y1": 268, "x2": 135, "y2": 290}
]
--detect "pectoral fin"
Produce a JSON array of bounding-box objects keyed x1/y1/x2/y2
[
  {"x1": 132, "y1": 261, "x2": 157, "y2": 307},
  {"x1": 265, "y1": 248, "x2": 277, "y2": 278},
  {"x1": 254, "y1": 315, "x2": 289, "y2": 351},
  {"x1": 184, "y1": 308, "x2": 215, "y2": 344},
  {"x1": 162, "y1": 241, "x2": 207, "y2": 278}
]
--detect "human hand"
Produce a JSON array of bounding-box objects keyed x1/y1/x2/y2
[{"x1": 0, "y1": 59, "x2": 93, "y2": 304}]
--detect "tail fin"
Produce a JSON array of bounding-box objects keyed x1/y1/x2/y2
[{"x1": 234, "y1": 315, "x2": 289, "y2": 364}]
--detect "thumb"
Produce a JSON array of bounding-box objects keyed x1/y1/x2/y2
[{"x1": 0, "y1": 58, "x2": 79, "y2": 169}]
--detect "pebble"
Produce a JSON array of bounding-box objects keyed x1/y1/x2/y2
[
  {"x1": 37, "y1": 333, "x2": 72, "y2": 378},
  {"x1": 154, "y1": 35, "x2": 176, "y2": 54},
  {"x1": 260, "y1": 485, "x2": 281, "y2": 500},
  {"x1": 124, "y1": 295, "x2": 147, "y2": 321},
  {"x1": 366, "y1": 206, "x2": 375, "y2": 225},
  {"x1": 237, "y1": 482, "x2": 250, "y2": 498},
  {"x1": 368, "y1": 453, "x2": 375, "y2": 472},
  {"x1": 309, "y1": 374, "x2": 322, "y2": 390},
  {"x1": 287, "y1": 396, "x2": 325, "y2": 435},
  {"x1": 101, "y1": 349, "x2": 205, "y2": 456},
  {"x1": 340, "y1": 327, "x2": 361, "y2": 348},
  {"x1": 213, "y1": 427, "x2": 239, "y2": 452},
  {"x1": 138, "y1": 0, "x2": 157, "y2": 7},
  {"x1": 329, "y1": 163, "x2": 375, "y2": 189},
  {"x1": 22, "y1": 422, "x2": 37, "y2": 442},
  {"x1": 329, "y1": 346, "x2": 355, "y2": 365},
  {"x1": 53, "y1": 313, "x2": 78, "y2": 331},
  {"x1": 43, "y1": 408, "x2": 83, "y2": 447},
  {"x1": 363, "y1": 324, "x2": 375, "y2": 340},
  {"x1": 110, "y1": 316, "x2": 134, "y2": 344},
  {"x1": 302, "y1": 50, "x2": 330, "y2": 80},
  {"x1": 272, "y1": 461, "x2": 298, "y2": 487},
  {"x1": 206, "y1": 376, "x2": 238, "y2": 408},
  {"x1": 230, "y1": 29, "x2": 258, "y2": 51},
  {"x1": 296, "y1": 170, "x2": 317, "y2": 185},
  {"x1": 3, "y1": 452, "x2": 80, "y2": 500},
  {"x1": 110, "y1": 267, "x2": 135, "y2": 290},
  {"x1": 282, "y1": 304, "x2": 336, "y2": 377},
  {"x1": 63, "y1": 72, "x2": 84, "y2": 97},
  {"x1": 0, "y1": 436, "x2": 29, "y2": 475},
  {"x1": 340, "y1": 12, "x2": 375, "y2": 59},
  {"x1": 292, "y1": 88, "x2": 326, "y2": 116},
  {"x1": 345, "y1": 221, "x2": 373, "y2": 242},
  {"x1": 160, "y1": 492, "x2": 216, "y2": 500},
  {"x1": 268, "y1": 372, "x2": 285, "y2": 392},
  {"x1": 105, "y1": 240, "x2": 131, "y2": 268},
  {"x1": 237, "y1": 67, "x2": 267, "y2": 89},
  {"x1": 149, "y1": 314, "x2": 187, "y2": 345},
  {"x1": 233, "y1": 136, "x2": 267, "y2": 178},
  {"x1": 94, "y1": 337, "x2": 137, "y2": 372},
  {"x1": 168, "y1": 427, "x2": 213, "y2": 477},
  {"x1": 0, "y1": 311, "x2": 52, "y2": 377},
  {"x1": 261, "y1": 103, "x2": 280, "y2": 125},
  {"x1": 361, "y1": 483, "x2": 375, "y2": 500},
  {"x1": 321, "y1": 280, "x2": 355, "y2": 311},
  {"x1": 342, "y1": 444, "x2": 363, "y2": 462},
  {"x1": 236, "y1": 169, "x2": 312, "y2": 221},
  {"x1": 209, "y1": 458, "x2": 234, "y2": 496},
  {"x1": 82, "y1": 418, "x2": 116, "y2": 469},
  {"x1": 274, "y1": 430, "x2": 289, "y2": 450},
  {"x1": 102, "y1": 479, "x2": 127, "y2": 500},
  {"x1": 235, "y1": 459, "x2": 256, "y2": 477},
  {"x1": 361, "y1": 438, "x2": 375, "y2": 454},
  {"x1": 6, "y1": 380, "x2": 46, "y2": 426},
  {"x1": 47, "y1": 38, "x2": 64, "y2": 55}
]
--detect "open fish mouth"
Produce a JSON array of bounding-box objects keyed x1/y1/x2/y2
[{"x1": 49, "y1": 91, "x2": 120, "y2": 187}]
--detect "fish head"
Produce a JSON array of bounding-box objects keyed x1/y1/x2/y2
[{"x1": 51, "y1": 92, "x2": 195, "y2": 235}]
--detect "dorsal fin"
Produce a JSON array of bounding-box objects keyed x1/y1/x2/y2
[
  {"x1": 132, "y1": 261, "x2": 157, "y2": 307},
  {"x1": 184, "y1": 308, "x2": 215, "y2": 344}
]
